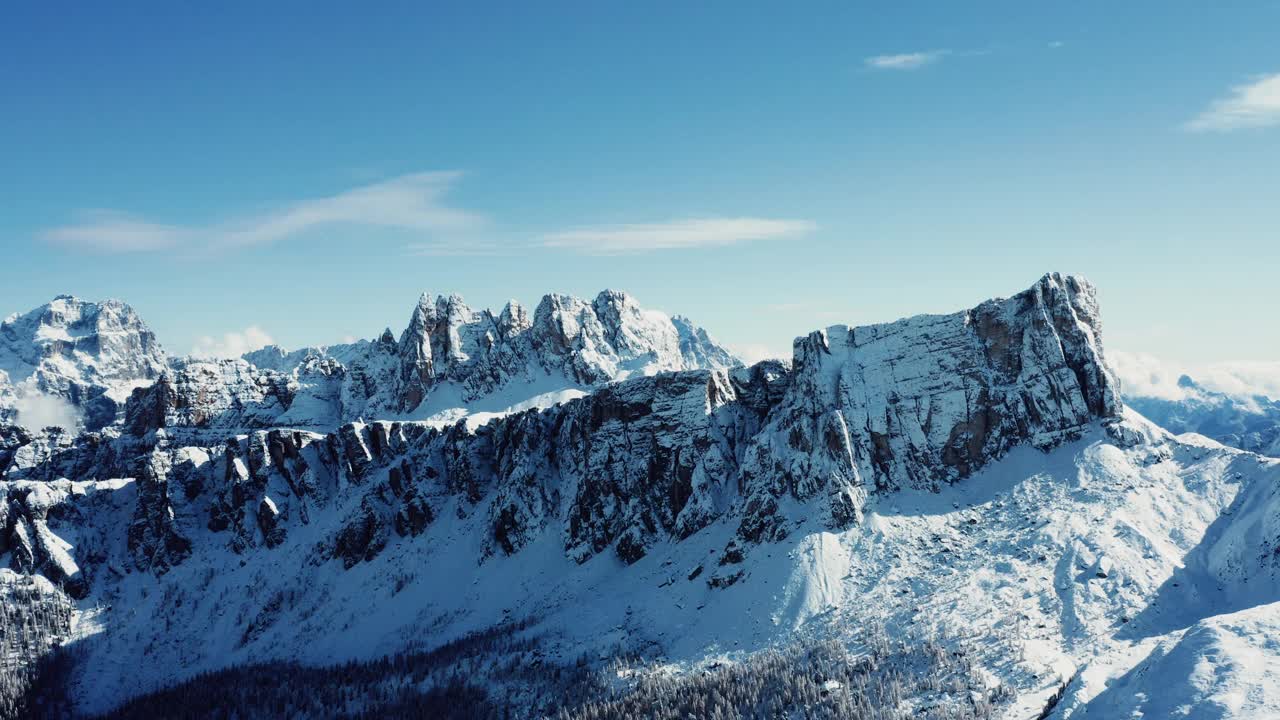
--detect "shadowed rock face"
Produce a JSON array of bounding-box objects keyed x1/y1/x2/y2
[{"x1": 2, "y1": 274, "x2": 1121, "y2": 599}]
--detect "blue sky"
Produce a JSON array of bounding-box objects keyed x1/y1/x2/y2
[{"x1": 3, "y1": 2, "x2": 1278, "y2": 364}]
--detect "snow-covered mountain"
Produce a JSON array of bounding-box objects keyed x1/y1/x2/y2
[
  {"x1": 1121, "y1": 374, "x2": 1280, "y2": 457},
  {"x1": 4, "y1": 274, "x2": 1280, "y2": 719},
  {"x1": 119, "y1": 289, "x2": 740, "y2": 435},
  {"x1": 0, "y1": 296, "x2": 167, "y2": 432}
]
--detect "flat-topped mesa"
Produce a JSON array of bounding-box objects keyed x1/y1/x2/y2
[{"x1": 732, "y1": 273, "x2": 1121, "y2": 547}]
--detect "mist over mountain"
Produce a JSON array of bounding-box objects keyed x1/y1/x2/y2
[{"x1": 1111, "y1": 351, "x2": 1280, "y2": 456}]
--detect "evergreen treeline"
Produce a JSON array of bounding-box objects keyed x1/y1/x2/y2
[
  {"x1": 0, "y1": 576, "x2": 73, "y2": 673},
  {"x1": 0, "y1": 575, "x2": 76, "y2": 719},
  {"x1": 0, "y1": 594, "x2": 1014, "y2": 720},
  {"x1": 98, "y1": 620, "x2": 604, "y2": 720},
  {"x1": 556, "y1": 633, "x2": 1012, "y2": 720},
  {"x1": 87, "y1": 624, "x2": 1008, "y2": 720}
]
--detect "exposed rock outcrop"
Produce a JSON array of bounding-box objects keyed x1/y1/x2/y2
[
  {"x1": 730, "y1": 273, "x2": 1121, "y2": 553},
  {"x1": 1, "y1": 274, "x2": 1122, "y2": 597},
  {"x1": 120, "y1": 289, "x2": 738, "y2": 434}
]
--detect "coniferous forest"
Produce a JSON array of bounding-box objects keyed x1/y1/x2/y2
[{"x1": 2, "y1": 601, "x2": 1017, "y2": 720}]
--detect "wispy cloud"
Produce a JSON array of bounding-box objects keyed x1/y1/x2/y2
[
  {"x1": 763, "y1": 302, "x2": 808, "y2": 313},
  {"x1": 540, "y1": 217, "x2": 816, "y2": 255},
  {"x1": 404, "y1": 238, "x2": 513, "y2": 257},
  {"x1": 1048, "y1": 40, "x2": 1065, "y2": 49},
  {"x1": 864, "y1": 50, "x2": 949, "y2": 71},
  {"x1": 1186, "y1": 72, "x2": 1280, "y2": 132},
  {"x1": 191, "y1": 325, "x2": 275, "y2": 358},
  {"x1": 41, "y1": 171, "x2": 485, "y2": 253},
  {"x1": 44, "y1": 173, "x2": 816, "y2": 258},
  {"x1": 43, "y1": 211, "x2": 191, "y2": 252}
]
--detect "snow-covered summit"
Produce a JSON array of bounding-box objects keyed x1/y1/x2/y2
[
  {"x1": 728, "y1": 272, "x2": 1121, "y2": 552},
  {"x1": 135, "y1": 288, "x2": 742, "y2": 433},
  {"x1": 12, "y1": 273, "x2": 1280, "y2": 719},
  {"x1": 0, "y1": 295, "x2": 167, "y2": 431},
  {"x1": 0, "y1": 288, "x2": 737, "y2": 439},
  {"x1": 266, "y1": 288, "x2": 738, "y2": 389}
]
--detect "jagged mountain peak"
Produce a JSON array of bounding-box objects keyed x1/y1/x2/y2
[
  {"x1": 385, "y1": 286, "x2": 740, "y2": 413},
  {"x1": 13, "y1": 273, "x2": 1280, "y2": 719},
  {"x1": 3, "y1": 295, "x2": 158, "y2": 352},
  {"x1": 0, "y1": 295, "x2": 168, "y2": 431},
  {"x1": 109, "y1": 288, "x2": 741, "y2": 435}
]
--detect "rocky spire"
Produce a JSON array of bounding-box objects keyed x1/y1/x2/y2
[{"x1": 396, "y1": 293, "x2": 438, "y2": 413}]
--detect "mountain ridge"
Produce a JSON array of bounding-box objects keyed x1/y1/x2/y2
[
  {"x1": 3, "y1": 273, "x2": 1279, "y2": 719},
  {"x1": 1, "y1": 288, "x2": 740, "y2": 438}
]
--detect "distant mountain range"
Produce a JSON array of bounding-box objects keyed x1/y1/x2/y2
[
  {"x1": 1121, "y1": 374, "x2": 1280, "y2": 456},
  {"x1": 1, "y1": 290, "x2": 738, "y2": 436},
  {"x1": 3, "y1": 274, "x2": 1280, "y2": 719}
]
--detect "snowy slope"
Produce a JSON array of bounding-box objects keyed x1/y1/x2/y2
[
  {"x1": 1057, "y1": 602, "x2": 1280, "y2": 719},
  {"x1": 27, "y1": 408, "x2": 1280, "y2": 718},
  {"x1": 1044, "y1": 426, "x2": 1280, "y2": 718},
  {"x1": 5, "y1": 274, "x2": 1280, "y2": 719}
]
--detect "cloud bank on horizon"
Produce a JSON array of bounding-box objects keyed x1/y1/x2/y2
[{"x1": 1110, "y1": 350, "x2": 1280, "y2": 402}]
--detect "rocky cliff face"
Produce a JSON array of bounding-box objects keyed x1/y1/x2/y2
[
  {"x1": 383, "y1": 288, "x2": 741, "y2": 415},
  {"x1": 1, "y1": 274, "x2": 1122, "y2": 599},
  {"x1": 122, "y1": 289, "x2": 740, "y2": 435},
  {"x1": 729, "y1": 273, "x2": 1121, "y2": 555},
  {"x1": 0, "y1": 296, "x2": 167, "y2": 431}
]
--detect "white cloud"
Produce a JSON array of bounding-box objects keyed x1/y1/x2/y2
[
  {"x1": 41, "y1": 171, "x2": 485, "y2": 254},
  {"x1": 1048, "y1": 41, "x2": 1065, "y2": 49},
  {"x1": 864, "y1": 50, "x2": 949, "y2": 71},
  {"x1": 15, "y1": 392, "x2": 81, "y2": 432},
  {"x1": 541, "y1": 217, "x2": 815, "y2": 255},
  {"x1": 1194, "y1": 362, "x2": 1280, "y2": 401},
  {"x1": 43, "y1": 211, "x2": 191, "y2": 252},
  {"x1": 1110, "y1": 350, "x2": 1280, "y2": 402},
  {"x1": 191, "y1": 326, "x2": 275, "y2": 359},
  {"x1": 44, "y1": 173, "x2": 815, "y2": 258},
  {"x1": 730, "y1": 342, "x2": 791, "y2": 365},
  {"x1": 1186, "y1": 72, "x2": 1280, "y2": 132},
  {"x1": 404, "y1": 237, "x2": 512, "y2": 257}
]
